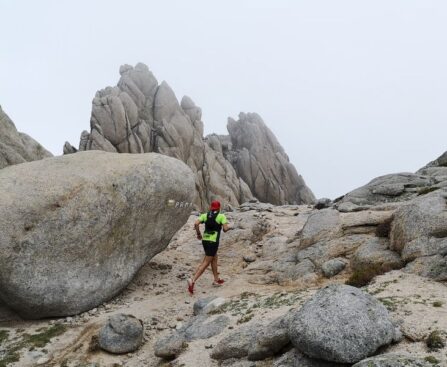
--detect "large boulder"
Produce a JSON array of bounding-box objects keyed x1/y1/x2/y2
[
  {"x1": 390, "y1": 190, "x2": 447, "y2": 280},
  {"x1": 288, "y1": 284, "x2": 398, "y2": 364},
  {"x1": 0, "y1": 151, "x2": 195, "y2": 318},
  {"x1": 0, "y1": 105, "x2": 52, "y2": 169},
  {"x1": 226, "y1": 112, "x2": 315, "y2": 205}
]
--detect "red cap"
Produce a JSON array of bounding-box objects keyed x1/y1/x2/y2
[{"x1": 210, "y1": 200, "x2": 221, "y2": 211}]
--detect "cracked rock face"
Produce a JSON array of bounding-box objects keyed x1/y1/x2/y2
[
  {"x1": 67, "y1": 63, "x2": 314, "y2": 208},
  {"x1": 225, "y1": 112, "x2": 315, "y2": 205},
  {"x1": 0, "y1": 105, "x2": 52, "y2": 169}
]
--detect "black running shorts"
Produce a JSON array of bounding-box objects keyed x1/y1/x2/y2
[{"x1": 202, "y1": 240, "x2": 219, "y2": 257}]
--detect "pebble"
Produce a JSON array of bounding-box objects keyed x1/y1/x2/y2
[{"x1": 36, "y1": 357, "x2": 50, "y2": 365}]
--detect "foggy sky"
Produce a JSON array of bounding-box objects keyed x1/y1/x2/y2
[{"x1": 1, "y1": 0, "x2": 447, "y2": 199}]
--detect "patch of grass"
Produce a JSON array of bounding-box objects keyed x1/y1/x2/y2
[
  {"x1": 0, "y1": 329, "x2": 9, "y2": 345},
  {"x1": 22, "y1": 324, "x2": 67, "y2": 348},
  {"x1": 0, "y1": 352, "x2": 20, "y2": 367},
  {"x1": 426, "y1": 330, "x2": 445, "y2": 351},
  {"x1": 346, "y1": 264, "x2": 386, "y2": 288},
  {"x1": 237, "y1": 313, "x2": 254, "y2": 324},
  {"x1": 433, "y1": 301, "x2": 443, "y2": 308},
  {"x1": 0, "y1": 324, "x2": 67, "y2": 367},
  {"x1": 379, "y1": 297, "x2": 398, "y2": 312},
  {"x1": 425, "y1": 356, "x2": 440, "y2": 365},
  {"x1": 418, "y1": 186, "x2": 440, "y2": 196}
]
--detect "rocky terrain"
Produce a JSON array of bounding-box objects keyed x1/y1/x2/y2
[
  {"x1": 0, "y1": 150, "x2": 446, "y2": 366},
  {"x1": 64, "y1": 63, "x2": 315, "y2": 208},
  {"x1": 0, "y1": 106, "x2": 52, "y2": 169},
  {"x1": 0, "y1": 65, "x2": 446, "y2": 367}
]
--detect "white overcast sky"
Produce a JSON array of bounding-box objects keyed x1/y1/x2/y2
[{"x1": 1, "y1": 0, "x2": 446, "y2": 199}]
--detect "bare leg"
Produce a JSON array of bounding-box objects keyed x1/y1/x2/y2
[
  {"x1": 195, "y1": 256, "x2": 205, "y2": 275},
  {"x1": 192, "y1": 256, "x2": 214, "y2": 283},
  {"x1": 211, "y1": 255, "x2": 219, "y2": 282}
]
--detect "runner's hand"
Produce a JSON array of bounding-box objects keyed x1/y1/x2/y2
[{"x1": 197, "y1": 233, "x2": 202, "y2": 240}]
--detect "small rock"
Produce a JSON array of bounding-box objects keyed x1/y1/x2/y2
[
  {"x1": 314, "y1": 198, "x2": 332, "y2": 210},
  {"x1": 99, "y1": 314, "x2": 144, "y2": 354},
  {"x1": 321, "y1": 258, "x2": 346, "y2": 278},
  {"x1": 243, "y1": 255, "x2": 256, "y2": 263},
  {"x1": 36, "y1": 357, "x2": 50, "y2": 365},
  {"x1": 154, "y1": 332, "x2": 187, "y2": 359}
]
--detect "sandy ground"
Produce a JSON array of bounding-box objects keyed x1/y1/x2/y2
[{"x1": 0, "y1": 206, "x2": 446, "y2": 367}]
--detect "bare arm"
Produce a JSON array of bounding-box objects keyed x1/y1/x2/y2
[
  {"x1": 194, "y1": 219, "x2": 202, "y2": 240},
  {"x1": 222, "y1": 223, "x2": 230, "y2": 233}
]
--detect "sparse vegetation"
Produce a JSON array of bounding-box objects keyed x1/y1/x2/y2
[
  {"x1": 426, "y1": 330, "x2": 445, "y2": 351},
  {"x1": 433, "y1": 301, "x2": 443, "y2": 307},
  {"x1": 237, "y1": 313, "x2": 254, "y2": 324},
  {"x1": 22, "y1": 324, "x2": 67, "y2": 348},
  {"x1": 378, "y1": 297, "x2": 398, "y2": 312},
  {"x1": 417, "y1": 186, "x2": 440, "y2": 196},
  {"x1": 0, "y1": 329, "x2": 9, "y2": 345},
  {"x1": 209, "y1": 290, "x2": 309, "y2": 316},
  {"x1": 346, "y1": 264, "x2": 386, "y2": 287},
  {"x1": 0, "y1": 324, "x2": 67, "y2": 367},
  {"x1": 425, "y1": 355, "x2": 440, "y2": 365}
]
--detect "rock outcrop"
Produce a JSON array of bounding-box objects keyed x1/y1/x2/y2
[
  {"x1": 67, "y1": 63, "x2": 314, "y2": 208},
  {"x1": 219, "y1": 112, "x2": 315, "y2": 205},
  {"x1": 0, "y1": 105, "x2": 52, "y2": 169},
  {"x1": 336, "y1": 150, "x2": 447, "y2": 208},
  {"x1": 390, "y1": 190, "x2": 447, "y2": 280},
  {"x1": 0, "y1": 151, "x2": 195, "y2": 318}
]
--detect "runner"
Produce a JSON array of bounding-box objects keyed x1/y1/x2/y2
[{"x1": 187, "y1": 200, "x2": 230, "y2": 295}]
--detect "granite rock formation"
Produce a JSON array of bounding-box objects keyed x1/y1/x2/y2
[
  {"x1": 0, "y1": 105, "x2": 52, "y2": 169},
  {"x1": 66, "y1": 63, "x2": 314, "y2": 208},
  {"x1": 0, "y1": 151, "x2": 195, "y2": 318}
]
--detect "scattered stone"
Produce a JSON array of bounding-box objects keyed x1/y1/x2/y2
[
  {"x1": 243, "y1": 255, "x2": 257, "y2": 263},
  {"x1": 321, "y1": 258, "x2": 346, "y2": 278},
  {"x1": 183, "y1": 315, "x2": 230, "y2": 341},
  {"x1": 154, "y1": 332, "x2": 187, "y2": 360},
  {"x1": 99, "y1": 314, "x2": 144, "y2": 354},
  {"x1": 193, "y1": 297, "x2": 227, "y2": 315},
  {"x1": 314, "y1": 198, "x2": 332, "y2": 210}
]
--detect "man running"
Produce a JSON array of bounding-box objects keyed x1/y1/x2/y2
[{"x1": 187, "y1": 200, "x2": 230, "y2": 295}]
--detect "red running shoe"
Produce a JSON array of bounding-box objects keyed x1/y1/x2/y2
[
  {"x1": 187, "y1": 278, "x2": 195, "y2": 295},
  {"x1": 212, "y1": 279, "x2": 225, "y2": 286}
]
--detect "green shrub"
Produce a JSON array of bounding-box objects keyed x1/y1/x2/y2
[
  {"x1": 346, "y1": 264, "x2": 386, "y2": 287},
  {"x1": 417, "y1": 186, "x2": 440, "y2": 196},
  {"x1": 426, "y1": 330, "x2": 445, "y2": 351}
]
